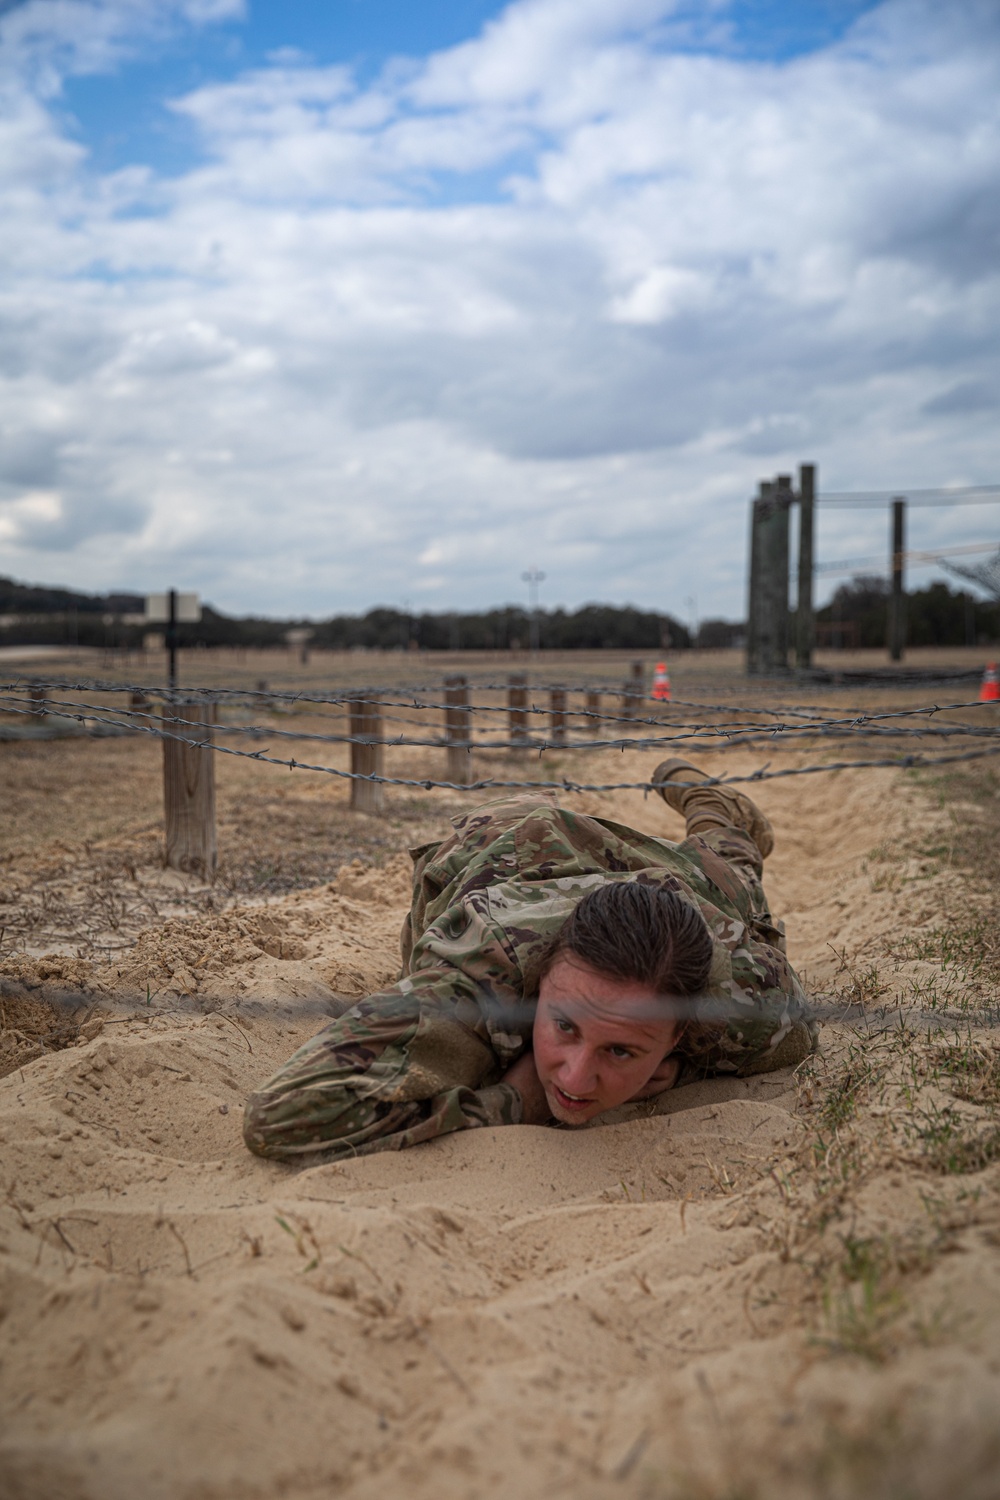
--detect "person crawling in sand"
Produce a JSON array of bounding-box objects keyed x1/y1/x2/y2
[{"x1": 243, "y1": 759, "x2": 816, "y2": 1161}]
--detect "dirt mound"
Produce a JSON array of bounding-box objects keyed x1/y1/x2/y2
[{"x1": 2, "y1": 756, "x2": 999, "y2": 1500}]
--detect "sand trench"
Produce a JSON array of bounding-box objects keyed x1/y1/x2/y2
[{"x1": 2, "y1": 734, "x2": 1000, "y2": 1499}]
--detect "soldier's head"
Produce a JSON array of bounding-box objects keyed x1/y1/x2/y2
[{"x1": 532, "y1": 882, "x2": 713, "y2": 1126}]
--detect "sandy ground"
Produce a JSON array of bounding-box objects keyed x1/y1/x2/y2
[{"x1": 1, "y1": 656, "x2": 999, "y2": 1499}]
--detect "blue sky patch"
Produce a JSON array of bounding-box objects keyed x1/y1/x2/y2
[{"x1": 56, "y1": 0, "x2": 884, "y2": 180}]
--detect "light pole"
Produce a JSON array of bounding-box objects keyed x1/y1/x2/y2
[
  {"x1": 684, "y1": 595, "x2": 698, "y2": 649},
  {"x1": 522, "y1": 568, "x2": 546, "y2": 655}
]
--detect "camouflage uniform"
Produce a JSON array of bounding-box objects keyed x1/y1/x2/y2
[{"x1": 243, "y1": 793, "x2": 814, "y2": 1161}]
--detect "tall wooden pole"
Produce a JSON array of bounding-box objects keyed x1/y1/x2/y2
[
  {"x1": 754, "y1": 481, "x2": 777, "y2": 671},
  {"x1": 754, "y1": 480, "x2": 791, "y2": 673},
  {"x1": 796, "y1": 462, "x2": 815, "y2": 671},
  {"x1": 163, "y1": 700, "x2": 217, "y2": 880},
  {"x1": 889, "y1": 498, "x2": 907, "y2": 662},
  {"x1": 772, "y1": 475, "x2": 793, "y2": 670},
  {"x1": 746, "y1": 486, "x2": 764, "y2": 674},
  {"x1": 348, "y1": 696, "x2": 384, "y2": 813},
  {"x1": 445, "y1": 675, "x2": 472, "y2": 784},
  {"x1": 166, "y1": 588, "x2": 178, "y2": 696}
]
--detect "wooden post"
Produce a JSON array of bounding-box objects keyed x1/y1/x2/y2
[
  {"x1": 746, "y1": 486, "x2": 764, "y2": 673},
  {"x1": 550, "y1": 687, "x2": 567, "y2": 746},
  {"x1": 445, "y1": 675, "x2": 472, "y2": 784},
  {"x1": 163, "y1": 700, "x2": 217, "y2": 881},
  {"x1": 772, "y1": 474, "x2": 793, "y2": 670},
  {"x1": 581, "y1": 690, "x2": 599, "y2": 738},
  {"x1": 130, "y1": 689, "x2": 149, "y2": 728},
  {"x1": 508, "y1": 674, "x2": 529, "y2": 750},
  {"x1": 622, "y1": 660, "x2": 644, "y2": 720},
  {"x1": 29, "y1": 683, "x2": 47, "y2": 717},
  {"x1": 752, "y1": 480, "x2": 792, "y2": 673},
  {"x1": 348, "y1": 696, "x2": 384, "y2": 813},
  {"x1": 166, "y1": 588, "x2": 178, "y2": 696},
  {"x1": 889, "y1": 497, "x2": 906, "y2": 662},
  {"x1": 796, "y1": 462, "x2": 815, "y2": 671}
]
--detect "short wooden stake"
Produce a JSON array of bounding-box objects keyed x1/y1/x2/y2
[
  {"x1": 349, "y1": 696, "x2": 384, "y2": 813},
  {"x1": 584, "y1": 690, "x2": 601, "y2": 734},
  {"x1": 508, "y1": 674, "x2": 529, "y2": 750},
  {"x1": 29, "y1": 683, "x2": 47, "y2": 717},
  {"x1": 550, "y1": 687, "x2": 567, "y2": 746},
  {"x1": 445, "y1": 675, "x2": 472, "y2": 785},
  {"x1": 163, "y1": 700, "x2": 217, "y2": 881},
  {"x1": 622, "y1": 661, "x2": 644, "y2": 720}
]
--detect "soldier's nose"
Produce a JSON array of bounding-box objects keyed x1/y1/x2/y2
[{"x1": 559, "y1": 1055, "x2": 597, "y2": 1094}]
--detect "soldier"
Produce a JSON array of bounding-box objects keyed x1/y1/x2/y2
[{"x1": 243, "y1": 759, "x2": 815, "y2": 1161}]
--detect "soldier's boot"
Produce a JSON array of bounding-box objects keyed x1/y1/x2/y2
[{"x1": 651, "y1": 758, "x2": 775, "y2": 859}]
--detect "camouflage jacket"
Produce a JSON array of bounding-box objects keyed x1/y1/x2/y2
[
  {"x1": 396, "y1": 794, "x2": 811, "y2": 1082},
  {"x1": 243, "y1": 794, "x2": 814, "y2": 1162}
]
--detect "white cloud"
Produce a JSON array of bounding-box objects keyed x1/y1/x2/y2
[
  {"x1": 411, "y1": 0, "x2": 680, "y2": 108},
  {"x1": 0, "y1": 0, "x2": 998, "y2": 616},
  {"x1": 0, "y1": 486, "x2": 63, "y2": 544}
]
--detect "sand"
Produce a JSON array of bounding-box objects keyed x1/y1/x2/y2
[{"x1": 2, "y1": 691, "x2": 1000, "y2": 1497}]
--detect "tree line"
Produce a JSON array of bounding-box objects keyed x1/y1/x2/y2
[
  {"x1": 2, "y1": 572, "x2": 996, "y2": 652},
  {"x1": 814, "y1": 576, "x2": 1000, "y2": 649},
  {"x1": 0, "y1": 577, "x2": 696, "y2": 650}
]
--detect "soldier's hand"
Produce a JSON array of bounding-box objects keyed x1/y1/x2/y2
[{"x1": 500, "y1": 1050, "x2": 552, "y2": 1125}]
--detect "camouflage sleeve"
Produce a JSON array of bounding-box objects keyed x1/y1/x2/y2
[
  {"x1": 244, "y1": 885, "x2": 535, "y2": 1162},
  {"x1": 243, "y1": 966, "x2": 525, "y2": 1161},
  {"x1": 679, "y1": 920, "x2": 817, "y2": 1079}
]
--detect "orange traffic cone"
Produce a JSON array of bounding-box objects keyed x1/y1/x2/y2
[
  {"x1": 651, "y1": 661, "x2": 672, "y2": 702},
  {"x1": 979, "y1": 662, "x2": 1000, "y2": 702}
]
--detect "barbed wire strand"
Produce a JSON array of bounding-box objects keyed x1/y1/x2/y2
[
  {"x1": 3, "y1": 690, "x2": 999, "y2": 756},
  {"x1": 3, "y1": 678, "x2": 997, "y2": 736},
  {"x1": 8, "y1": 674, "x2": 995, "y2": 726},
  {"x1": 4, "y1": 693, "x2": 1000, "y2": 791},
  {"x1": 4, "y1": 980, "x2": 998, "y2": 1034}
]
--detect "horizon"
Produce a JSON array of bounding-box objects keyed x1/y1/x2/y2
[{"x1": 4, "y1": 564, "x2": 993, "y2": 638}]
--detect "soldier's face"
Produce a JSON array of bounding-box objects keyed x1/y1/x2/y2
[{"x1": 533, "y1": 955, "x2": 680, "y2": 1126}]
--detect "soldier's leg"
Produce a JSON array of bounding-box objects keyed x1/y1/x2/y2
[
  {"x1": 652, "y1": 758, "x2": 773, "y2": 855},
  {"x1": 652, "y1": 759, "x2": 815, "y2": 1073},
  {"x1": 652, "y1": 758, "x2": 777, "y2": 931},
  {"x1": 244, "y1": 988, "x2": 510, "y2": 1162}
]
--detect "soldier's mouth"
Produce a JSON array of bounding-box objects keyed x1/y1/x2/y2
[{"x1": 552, "y1": 1086, "x2": 595, "y2": 1113}]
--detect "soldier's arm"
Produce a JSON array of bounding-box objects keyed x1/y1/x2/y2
[
  {"x1": 243, "y1": 964, "x2": 529, "y2": 1161},
  {"x1": 681, "y1": 930, "x2": 816, "y2": 1079}
]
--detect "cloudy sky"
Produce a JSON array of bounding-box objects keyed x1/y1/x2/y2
[{"x1": 1, "y1": 0, "x2": 998, "y2": 621}]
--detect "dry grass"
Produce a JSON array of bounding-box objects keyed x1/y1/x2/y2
[{"x1": 3, "y1": 678, "x2": 1000, "y2": 1498}]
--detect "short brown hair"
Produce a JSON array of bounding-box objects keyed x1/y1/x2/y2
[{"x1": 536, "y1": 881, "x2": 713, "y2": 1015}]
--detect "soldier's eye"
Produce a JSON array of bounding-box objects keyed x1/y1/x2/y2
[
  {"x1": 555, "y1": 1018, "x2": 574, "y2": 1033},
  {"x1": 609, "y1": 1045, "x2": 633, "y2": 1059}
]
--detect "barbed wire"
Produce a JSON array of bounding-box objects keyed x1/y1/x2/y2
[
  {"x1": 4, "y1": 980, "x2": 998, "y2": 1035},
  {"x1": 3, "y1": 692, "x2": 1000, "y2": 791},
  {"x1": 3, "y1": 677, "x2": 997, "y2": 736},
  {"x1": 3, "y1": 690, "x2": 999, "y2": 756},
  {"x1": 8, "y1": 672, "x2": 993, "y2": 724}
]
